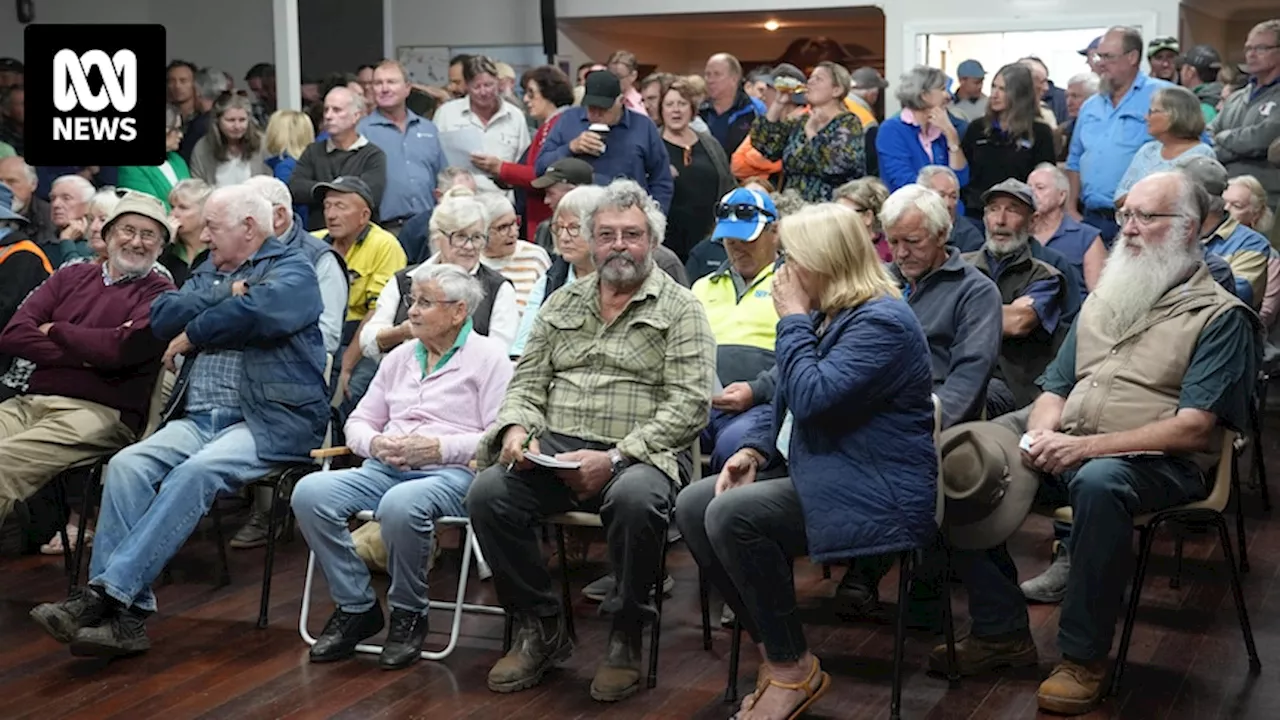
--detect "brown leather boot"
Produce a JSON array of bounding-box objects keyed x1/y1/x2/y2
[
  {"x1": 590, "y1": 624, "x2": 643, "y2": 702},
  {"x1": 1037, "y1": 658, "x2": 1108, "y2": 715},
  {"x1": 928, "y1": 630, "x2": 1038, "y2": 676},
  {"x1": 486, "y1": 613, "x2": 573, "y2": 693}
]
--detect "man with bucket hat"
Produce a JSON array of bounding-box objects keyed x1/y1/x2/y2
[
  {"x1": 0, "y1": 191, "x2": 174, "y2": 529},
  {"x1": 930, "y1": 171, "x2": 1260, "y2": 715}
]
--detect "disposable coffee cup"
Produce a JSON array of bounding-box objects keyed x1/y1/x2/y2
[{"x1": 588, "y1": 122, "x2": 610, "y2": 153}]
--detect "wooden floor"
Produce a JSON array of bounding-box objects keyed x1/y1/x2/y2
[{"x1": 4, "y1": 437, "x2": 1280, "y2": 720}]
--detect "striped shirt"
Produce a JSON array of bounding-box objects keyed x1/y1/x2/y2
[{"x1": 480, "y1": 241, "x2": 551, "y2": 313}]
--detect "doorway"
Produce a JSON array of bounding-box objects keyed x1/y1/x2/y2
[{"x1": 920, "y1": 28, "x2": 1106, "y2": 90}]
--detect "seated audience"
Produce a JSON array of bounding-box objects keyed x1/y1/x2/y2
[
  {"x1": 1028, "y1": 163, "x2": 1107, "y2": 291},
  {"x1": 685, "y1": 177, "x2": 775, "y2": 283},
  {"x1": 290, "y1": 87, "x2": 387, "y2": 231},
  {"x1": 397, "y1": 167, "x2": 479, "y2": 265},
  {"x1": 1224, "y1": 175, "x2": 1275, "y2": 235},
  {"x1": 189, "y1": 93, "x2": 271, "y2": 187},
  {"x1": 0, "y1": 194, "x2": 174, "y2": 527},
  {"x1": 932, "y1": 171, "x2": 1257, "y2": 716},
  {"x1": 511, "y1": 184, "x2": 601, "y2": 357},
  {"x1": 30, "y1": 185, "x2": 328, "y2": 658},
  {"x1": 677, "y1": 202, "x2": 937, "y2": 720},
  {"x1": 0, "y1": 156, "x2": 55, "y2": 246},
  {"x1": 1182, "y1": 157, "x2": 1272, "y2": 309},
  {"x1": 1114, "y1": 86, "x2": 1214, "y2": 204},
  {"x1": 466, "y1": 179, "x2": 715, "y2": 703},
  {"x1": 0, "y1": 182, "x2": 52, "y2": 330},
  {"x1": 964, "y1": 179, "x2": 1067, "y2": 417},
  {"x1": 158, "y1": 179, "x2": 214, "y2": 287},
  {"x1": 48, "y1": 175, "x2": 96, "y2": 266},
  {"x1": 917, "y1": 165, "x2": 984, "y2": 252},
  {"x1": 117, "y1": 105, "x2": 191, "y2": 211},
  {"x1": 292, "y1": 264, "x2": 513, "y2": 669},
  {"x1": 475, "y1": 193, "x2": 552, "y2": 312},
  {"x1": 833, "y1": 176, "x2": 891, "y2": 262},
  {"x1": 529, "y1": 158, "x2": 594, "y2": 252}
]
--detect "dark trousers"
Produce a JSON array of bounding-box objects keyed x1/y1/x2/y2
[
  {"x1": 676, "y1": 473, "x2": 811, "y2": 663},
  {"x1": 466, "y1": 432, "x2": 679, "y2": 626},
  {"x1": 700, "y1": 405, "x2": 770, "y2": 473}
]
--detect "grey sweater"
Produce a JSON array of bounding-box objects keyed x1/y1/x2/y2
[{"x1": 288, "y1": 136, "x2": 388, "y2": 230}]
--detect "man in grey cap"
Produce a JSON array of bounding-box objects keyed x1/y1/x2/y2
[
  {"x1": 849, "y1": 66, "x2": 887, "y2": 124},
  {"x1": 1178, "y1": 45, "x2": 1224, "y2": 123},
  {"x1": 951, "y1": 60, "x2": 988, "y2": 122},
  {"x1": 0, "y1": 192, "x2": 174, "y2": 530},
  {"x1": 1146, "y1": 36, "x2": 1180, "y2": 83}
]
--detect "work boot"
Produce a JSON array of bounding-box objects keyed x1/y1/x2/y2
[
  {"x1": 230, "y1": 509, "x2": 282, "y2": 550},
  {"x1": 30, "y1": 585, "x2": 112, "y2": 644},
  {"x1": 1037, "y1": 658, "x2": 1108, "y2": 715},
  {"x1": 833, "y1": 572, "x2": 884, "y2": 622},
  {"x1": 590, "y1": 623, "x2": 643, "y2": 702},
  {"x1": 928, "y1": 629, "x2": 1038, "y2": 676},
  {"x1": 69, "y1": 607, "x2": 151, "y2": 658},
  {"x1": 309, "y1": 604, "x2": 385, "y2": 663},
  {"x1": 487, "y1": 613, "x2": 572, "y2": 693},
  {"x1": 380, "y1": 608, "x2": 430, "y2": 670},
  {"x1": 1021, "y1": 544, "x2": 1070, "y2": 604}
]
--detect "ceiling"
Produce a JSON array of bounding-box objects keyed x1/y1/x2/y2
[{"x1": 561, "y1": 8, "x2": 885, "y2": 41}]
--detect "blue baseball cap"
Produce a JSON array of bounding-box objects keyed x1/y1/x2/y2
[
  {"x1": 1079, "y1": 36, "x2": 1102, "y2": 56},
  {"x1": 956, "y1": 60, "x2": 985, "y2": 78},
  {"x1": 712, "y1": 188, "x2": 778, "y2": 243},
  {"x1": 0, "y1": 183, "x2": 26, "y2": 224}
]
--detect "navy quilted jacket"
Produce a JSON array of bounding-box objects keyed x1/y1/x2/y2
[{"x1": 740, "y1": 296, "x2": 938, "y2": 562}]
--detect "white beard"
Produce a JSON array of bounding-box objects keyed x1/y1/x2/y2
[
  {"x1": 1091, "y1": 231, "x2": 1200, "y2": 338},
  {"x1": 984, "y1": 229, "x2": 1029, "y2": 257}
]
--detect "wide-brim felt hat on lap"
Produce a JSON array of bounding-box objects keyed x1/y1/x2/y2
[{"x1": 940, "y1": 421, "x2": 1039, "y2": 550}]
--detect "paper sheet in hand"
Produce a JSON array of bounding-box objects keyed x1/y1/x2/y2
[
  {"x1": 439, "y1": 127, "x2": 486, "y2": 169},
  {"x1": 524, "y1": 452, "x2": 582, "y2": 470}
]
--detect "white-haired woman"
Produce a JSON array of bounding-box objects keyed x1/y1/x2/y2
[
  {"x1": 475, "y1": 192, "x2": 551, "y2": 312},
  {"x1": 510, "y1": 184, "x2": 602, "y2": 357},
  {"x1": 293, "y1": 264, "x2": 514, "y2": 670},
  {"x1": 159, "y1": 179, "x2": 214, "y2": 287},
  {"x1": 1224, "y1": 175, "x2": 1275, "y2": 235},
  {"x1": 876, "y1": 66, "x2": 970, "y2": 200}
]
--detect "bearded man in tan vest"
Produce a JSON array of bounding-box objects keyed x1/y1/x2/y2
[{"x1": 926, "y1": 170, "x2": 1260, "y2": 716}]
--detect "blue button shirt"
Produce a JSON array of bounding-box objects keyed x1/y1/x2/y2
[
  {"x1": 1043, "y1": 215, "x2": 1101, "y2": 286},
  {"x1": 989, "y1": 251, "x2": 1064, "y2": 335},
  {"x1": 535, "y1": 107, "x2": 674, "y2": 211},
  {"x1": 358, "y1": 109, "x2": 443, "y2": 222},
  {"x1": 1067, "y1": 73, "x2": 1174, "y2": 211}
]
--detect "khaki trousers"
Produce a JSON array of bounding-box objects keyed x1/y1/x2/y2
[{"x1": 0, "y1": 394, "x2": 134, "y2": 526}]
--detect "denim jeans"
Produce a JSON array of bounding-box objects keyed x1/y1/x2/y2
[
  {"x1": 291, "y1": 458, "x2": 473, "y2": 614},
  {"x1": 700, "y1": 405, "x2": 770, "y2": 472},
  {"x1": 466, "y1": 432, "x2": 678, "y2": 627},
  {"x1": 676, "y1": 473, "x2": 810, "y2": 663},
  {"x1": 89, "y1": 411, "x2": 274, "y2": 612}
]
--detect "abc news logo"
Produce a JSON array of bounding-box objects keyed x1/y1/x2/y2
[{"x1": 24, "y1": 24, "x2": 166, "y2": 166}]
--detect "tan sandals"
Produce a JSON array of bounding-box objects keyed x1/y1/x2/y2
[{"x1": 732, "y1": 655, "x2": 832, "y2": 720}]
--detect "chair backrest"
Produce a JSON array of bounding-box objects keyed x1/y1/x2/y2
[
  {"x1": 932, "y1": 393, "x2": 944, "y2": 527},
  {"x1": 1201, "y1": 430, "x2": 1240, "y2": 514}
]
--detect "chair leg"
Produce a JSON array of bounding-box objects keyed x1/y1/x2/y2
[
  {"x1": 53, "y1": 475, "x2": 74, "y2": 583},
  {"x1": 890, "y1": 550, "x2": 913, "y2": 720},
  {"x1": 822, "y1": 564, "x2": 831, "y2": 580},
  {"x1": 1253, "y1": 379, "x2": 1271, "y2": 512},
  {"x1": 724, "y1": 619, "x2": 742, "y2": 704},
  {"x1": 940, "y1": 543, "x2": 960, "y2": 687},
  {"x1": 1170, "y1": 532, "x2": 1184, "y2": 590},
  {"x1": 257, "y1": 477, "x2": 286, "y2": 629},
  {"x1": 1215, "y1": 515, "x2": 1262, "y2": 673},
  {"x1": 211, "y1": 500, "x2": 231, "y2": 588},
  {"x1": 699, "y1": 570, "x2": 712, "y2": 651},
  {"x1": 647, "y1": 539, "x2": 667, "y2": 689},
  {"x1": 1111, "y1": 524, "x2": 1158, "y2": 696},
  {"x1": 1233, "y1": 451, "x2": 1251, "y2": 573},
  {"x1": 554, "y1": 525, "x2": 576, "y2": 642}
]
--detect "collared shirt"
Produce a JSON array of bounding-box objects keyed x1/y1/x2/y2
[
  {"x1": 1204, "y1": 215, "x2": 1273, "y2": 308},
  {"x1": 358, "y1": 108, "x2": 444, "y2": 222},
  {"x1": 415, "y1": 318, "x2": 473, "y2": 375},
  {"x1": 431, "y1": 98, "x2": 532, "y2": 195},
  {"x1": 535, "y1": 106, "x2": 675, "y2": 211},
  {"x1": 488, "y1": 267, "x2": 716, "y2": 482},
  {"x1": 100, "y1": 261, "x2": 145, "y2": 286},
  {"x1": 511, "y1": 265, "x2": 576, "y2": 357},
  {"x1": 185, "y1": 263, "x2": 252, "y2": 415},
  {"x1": 900, "y1": 108, "x2": 944, "y2": 156},
  {"x1": 326, "y1": 134, "x2": 371, "y2": 153},
  {"x1": 312, "y1": 223, "x2": 408, "y2": 322},
  {"x1": 623, "y1": 87, "x2": 646, "y2": 115},
  {"x1": 1067, "y1": 72, "x2": 1174, "y2": 211},
  {"x1": 1042, "y1": 215, "x2": 1102, "y2": 285}
]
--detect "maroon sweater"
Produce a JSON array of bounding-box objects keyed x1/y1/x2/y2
[{"x1": 0, "y1": 262, "x2": 175, "y2": 432}]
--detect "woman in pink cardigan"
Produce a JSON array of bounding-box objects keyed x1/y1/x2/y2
[{"x1": 291, "y1": 263, "x2": 514, "y2": 671}]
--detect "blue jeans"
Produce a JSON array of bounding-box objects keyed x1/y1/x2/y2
[
  {"x1": 701, "y1": 405, "x2": 770, "y2": 472},
  {"x1": 89, "y1": 411, "x2": 274, "y2": 612},
  {"x1": 292, "y1": 459, "x2": 473, "y2": 614}
]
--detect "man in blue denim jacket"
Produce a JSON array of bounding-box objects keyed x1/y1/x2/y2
[{"x1": 31, "y1": 185, "x2": 329, "y2": 659}]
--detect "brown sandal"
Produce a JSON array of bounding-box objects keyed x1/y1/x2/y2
[{"x1": 732, "y1": 656, "x2": 831, "y2": 720}]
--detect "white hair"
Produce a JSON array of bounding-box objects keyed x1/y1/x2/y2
[
  {"x1": 243, "y1": 175, "x2": 292, "y2": 210},
  {"x1": 881, "y1": 184, "x2": 953, "y2": 241},
  {"x1": 553, "y1": 184, "x2": 607, "y2": 224},
  {"x1": 437, "y1": 166, "x2": 476, "y2": 192},
  {"x1": 326, "y1": 85, "x2": 365, "y2": 114},
  {"x1": 51, "y1": 175, "x2": 96, "y2": 203},
  {"x1": 1068, "y1": 72, "x2": 1100, "y2": 94},
  {"x1": 2, "y1": 156, "x2": 37, "y2": 187},
  {"x1": 429, "y1": 186, "x2": 486, "y2": 239},
  {"x1": 916, "y1": 165, "x2": 959, "y2": 188},
  {"x1": 208, "y1": 184, "x2": 273, "y2": 238},
  {"x1": 1032, "y1": 162, "x2": 1070, "y2": 194},
  {"x1": 475, "y1": 191, "x2": 516, "y2": 227},
  {"x1": 411, "y1": 263, "x2": 486, "y2": 318},
  {"x1": 88, "y1": 189, "x2": 121, "y2": 218},
  {"x1": 583, "y1": 178, "x2": 667, "y2": 246}
]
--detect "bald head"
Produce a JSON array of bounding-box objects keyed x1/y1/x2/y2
[
  {"x1": 705, "y1": 53, "x2": 743, "y2": 104},
  {"x1": 323, "y1": 86, "x2": 363, "y2": 138}
]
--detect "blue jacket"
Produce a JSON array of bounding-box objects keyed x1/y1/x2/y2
[
  {"x1": 151, "y1": 237, "x2": 329, "y2": 463},
  {"x1": 535, "y1": 107, "x2": 674, "y2": 211},
  {"x1": 740, "y1": 298, "x2": 938, "y2": 562},
  {"x1": 876, "y1": 112, "x2": 971, "y2": 213}
]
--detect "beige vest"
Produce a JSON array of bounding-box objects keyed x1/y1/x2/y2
[{"x1": 1061, "y1": 265, "x2": 1247, "y2": 472}]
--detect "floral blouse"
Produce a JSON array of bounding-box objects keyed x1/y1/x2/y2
[{"x1": 749, "y1": 112, "x2": 866, "y2": 202}]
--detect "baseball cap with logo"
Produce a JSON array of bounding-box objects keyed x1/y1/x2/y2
[
  {"x1": 103, "y1": 190, "x2": 172, "y2": 244},
  {"x1": 312, "y1": 175, "x2": 377, "y2": 212},
  {"x1": 581, "y1": 70, "x2": 622, "y2": 109},
  {"x1": 532, "y1": 158, "x2": 594, "y2": 189},
  {"x1": 956, "y1": 60, "x2": 986, "y2": 79},
  {"x1": 712, "y1": 188, "x2": 778, "y2": 243},
  {"x1": 1147, "y1": 36, "x2": 1179, "y2": 58},
  {"x1": 1182, "y1": 44, "x2": 1223, "y2": 73},
  {"x1": 981, "y1": 178, "x2": 1038, "y2": 213},
  {"x1": 851, "y1": 66, "x2": 889, "y2": 90}
]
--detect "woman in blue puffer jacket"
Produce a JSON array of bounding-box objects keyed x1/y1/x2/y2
[{"x1": 676, "y1": 202, "x2": 937, "y2": 719}]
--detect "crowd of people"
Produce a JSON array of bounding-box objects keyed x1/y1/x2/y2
[{"x1": 0, "y1": 18, "x2": 1278, "y2": 719}]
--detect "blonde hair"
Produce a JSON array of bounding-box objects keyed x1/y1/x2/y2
[
  {"x1": 1227, "y1": 175, "x2": 1275, "y2": 234},
  {"x1": 682, "y1": 74, "x2": 708, "y2": 100},
  {"x1": 265, "y1": 109, "x2": 315, "y2": 159},
  {"x1": 781, "y1": 203, "x2": 900, "y2": 313}
]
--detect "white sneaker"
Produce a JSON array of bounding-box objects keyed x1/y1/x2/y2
[{"x1": 1021, "y1": 545, "x2": 1070, "y2": 604}]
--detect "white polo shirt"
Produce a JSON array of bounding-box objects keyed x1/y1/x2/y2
[{"x1": 431, "y1": 98, "x2": 532, "y2": 195}]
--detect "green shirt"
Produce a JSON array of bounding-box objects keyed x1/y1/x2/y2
[
  {"x1": 481, "y1": 268, "x2": 717, "y2": 483},
  {"x1": 414, "y1": 319, "x2": 472, "y2": 376}
]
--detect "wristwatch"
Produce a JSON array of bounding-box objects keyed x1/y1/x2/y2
[{"x1": 608, "y1": 448, "x2": 632, "y2": 476}]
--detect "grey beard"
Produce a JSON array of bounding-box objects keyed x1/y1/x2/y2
[
  {"x1": 599, "y1": 251, "x2": 654, "y2": 289},
  {"x1": 984, "y1": 230, "x2": 1029, "y2": 257}
]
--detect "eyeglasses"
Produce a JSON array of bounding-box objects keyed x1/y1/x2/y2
[
  {"x1": 402, "y1": 295, "x2": 459, "y2": 311},
  {"x1": 553, "y1": 223, "x2": 581, "y2": 238},
  {"x1": 596, "y1": 228, "x2": 648, "y2": 245},
  {"x1": 1116, "y1": 209, "x2": 1183, "y2": 227},
  {"x1": 715, "y1": 203, "x2": 777, "y2": 222},
  {"x1": 113, "y1": 223, "x2": 162, "y2": 244},
  {"x1": 1244, "y1": 44, "x2": 1280, "y2": 54},
  {"x1": 491, "y1": 218, "x2": 520, "y2": 235},
  {"x1": 1095, "y1": 51, "x2": 1129, "y2": 63},
  {"x1": 447, "y1": 231, "x2": 487, "y2": 248}
]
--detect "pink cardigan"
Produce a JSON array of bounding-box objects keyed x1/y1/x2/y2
[{"x1": 345, "y1": 329, "x2": 514, "y2": 468}]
